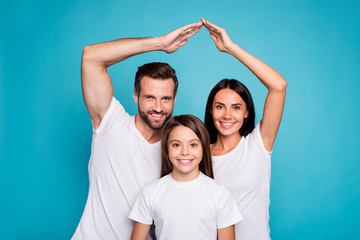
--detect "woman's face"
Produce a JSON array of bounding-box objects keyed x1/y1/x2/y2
[
  {"x1": 211, "y1": 88, "x2": 248, "y2": 138},
  {"x1": 168, "y1": 125, "x2": 203, "y2": 181}
]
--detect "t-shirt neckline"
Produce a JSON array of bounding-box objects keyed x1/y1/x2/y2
[
  {"x1": 132, "y1": 116, "x2": 161, "y2": 146},
  {"x1": 211, "y1": 136, "x2": 245, "y2": 159},
  {"x1": 167, "y1": 172, "x2": 205, "y2": 188}
]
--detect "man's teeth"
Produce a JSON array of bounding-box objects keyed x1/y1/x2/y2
[{"x1": 151, "y1": 114, "x2": 163, "y2": 117}]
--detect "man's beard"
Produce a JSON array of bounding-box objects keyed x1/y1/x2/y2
[{"x1": 138, "y1": 108, "x2": 173, "y2": 130}]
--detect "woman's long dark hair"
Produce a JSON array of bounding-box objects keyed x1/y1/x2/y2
[
  {"x1": 161, "y1": 114, "x2": 214, "y2": 179},
  {"x1": 205, "y1": 79, "x2": 255, "y2": 144}
]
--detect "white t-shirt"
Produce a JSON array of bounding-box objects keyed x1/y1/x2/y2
[
  {"x1": 129, "y1": 172, "x2": 243, "y2": 240},
  {"x1": 72, "y1": 97, "x2": 161, "y2": 240},
  {"x1": 212, "y1": 123, "x2": 272, "y2": 240}
]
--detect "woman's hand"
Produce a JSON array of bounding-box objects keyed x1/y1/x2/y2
[{"x1": 201, "y1": 17, "x2": 235, "y2": 53}]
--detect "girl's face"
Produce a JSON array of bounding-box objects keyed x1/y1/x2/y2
[
  {"x1": 168, "y1": 125, "x2": 203, "y2": 181},
  {"x1": 212, "y1": 88, "x2": 248, "y2": 138}
]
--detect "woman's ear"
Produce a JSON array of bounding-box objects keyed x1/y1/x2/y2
[{"x1": 244, "y1": 110, "x2": 249, "y2": 118}]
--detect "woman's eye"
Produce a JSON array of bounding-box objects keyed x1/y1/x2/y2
[
  {"x1": 172, "y1": 143, "x2": 179, "y2": 147},
  {"x1": 216, "y1": 105, "x2": 223, "y2": 109},
  {"x1": 191, "y1": 143, "x2": 198, "y2": 147},
  {"x1": 233, "y1": 106, "x2": 240, "y2": 110}
]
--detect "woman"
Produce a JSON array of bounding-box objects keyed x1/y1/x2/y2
[{"x1": 202, "y1": 17, "x2": 287, "y2": 240}]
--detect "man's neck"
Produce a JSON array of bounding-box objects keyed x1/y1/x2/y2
[{"x1": 134, "y1": 114, "x2": 161, "y2": 144}]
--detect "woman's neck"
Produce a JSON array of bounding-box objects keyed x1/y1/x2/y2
[{"x1": 211, "y1": 132, "x2": 242, "y2": 156}]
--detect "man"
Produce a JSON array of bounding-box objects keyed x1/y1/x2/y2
[{"x1": 72, "y1": 21, "x2": 203, "y2": 240}]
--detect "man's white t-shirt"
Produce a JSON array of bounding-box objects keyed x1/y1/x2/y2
[
  {"x1": 72, "y1": 97, "x2": 161, "y2": 240},
  {"x1": 212, "y1": 123, "x2": 272, "y2": 240},
  {"x1": 129, "y1": 172, "x2": 243, "y2": 240}
]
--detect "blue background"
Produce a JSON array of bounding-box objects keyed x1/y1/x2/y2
[{"x1": 1, "y1": 0, "x2": 360, "y2": 239}]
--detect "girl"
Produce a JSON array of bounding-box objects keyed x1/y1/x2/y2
[
  {"x1": 129, "y1": 114, "x2": 243, "y2": 240},
  {"x1": 202, "y1": 18, "x2": 287, "y2": 240}
]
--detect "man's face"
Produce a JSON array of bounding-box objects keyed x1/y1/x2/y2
[{"x1": 134, "y1": 76, "x2": 176, "y2": 130}]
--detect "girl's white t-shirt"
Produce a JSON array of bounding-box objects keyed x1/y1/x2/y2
[
  {"x1": 212, "y1": 123, "x2": 272, "y2": 240},
  {"x1": 129, "y1": 172, "x2": 243, "y2": 240}
]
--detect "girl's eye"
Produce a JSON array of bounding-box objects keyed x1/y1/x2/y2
[
  {"x1": 190, "y1": 143, "x2": 198, "y2": 147},
  {"x1": 172, "y1": 143, "x2": 180, "y2": 147}
]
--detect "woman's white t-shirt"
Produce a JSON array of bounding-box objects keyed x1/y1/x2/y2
[{"x1": 212, "y1": 123, "x2": 272, "y2": 240}]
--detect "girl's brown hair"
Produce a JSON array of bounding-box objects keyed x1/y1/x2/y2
[{"x1": 160, "y1": 114, "x2": 214, "y2": 179}]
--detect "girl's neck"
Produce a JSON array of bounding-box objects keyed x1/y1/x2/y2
[
  {"x1": 170, "y1": 170, "x2": 200, "y2": 182},
  {"x1": 211, "y1": 132, "x2": 242, "y2": 156}
]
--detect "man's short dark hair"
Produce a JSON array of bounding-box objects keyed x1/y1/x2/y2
[{"x1": 134, "y1": 62, "x2": 178, "y2": 96}]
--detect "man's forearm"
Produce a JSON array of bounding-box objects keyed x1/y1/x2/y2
[{"x1": 82, "y1": 37, "x2": 163, "y2": 69}]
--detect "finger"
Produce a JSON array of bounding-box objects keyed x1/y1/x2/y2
[
  {"x1": 201, "y1": 19, "x2": 218, "y2": 34},
  {"x1": 181, "y1": 21, "x2": 202, "y2": 32},
  {"x1": 185, "y1": 27, "x2": 200, "y2": 39},
  {"x1": 203, "y1": 19, "x2": 223, "y2": 35},
  {"x1": 210, "y1": 33, "x2": 217, "y2": 42},
  {"x1": 184, "y1": 26, "x2": 199, "y2": 35},
  {"x1": 204, "y1": 24, "x2": 220, "y2": 37},
  {"x1": 203, "y1": 19, "x2": 220, "y2": 30},
  {"x1": 179, "y1": 39, "x2": 188, "y2": 47}
]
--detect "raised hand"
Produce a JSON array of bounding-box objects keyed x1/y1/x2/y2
[
  {"x1": 201, "y1": 17, "x2": 235, "y2": 53},
  {"x1": 160, "y1": 21, "x2": 203, "y2": 53}
]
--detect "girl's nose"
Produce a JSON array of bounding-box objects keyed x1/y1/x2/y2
[{"x1": 180, "y1": 147, "x2": 189, "y2": 155}]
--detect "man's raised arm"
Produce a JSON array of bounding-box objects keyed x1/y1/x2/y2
[{"x1": 81, "y1": 21, "x2": 203, "y2": 129}]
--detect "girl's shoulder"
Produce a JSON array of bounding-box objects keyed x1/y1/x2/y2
[{"x1": 202, "y1": 174, "x2": 229, "y2": 194}]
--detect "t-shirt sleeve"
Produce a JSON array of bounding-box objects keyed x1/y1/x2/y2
[
  {"x1": 216, "y1": 186, "x2": 243, "y2": 229},
  {"x1": 251, "y1": 123, "x2": 272, "y2": 156},
  {"x1": 128, "y1": 186, "x2": 153, "y2": 225},
  {"x1": 93, "y1": 97, "x2": 130, "y2": 136}
]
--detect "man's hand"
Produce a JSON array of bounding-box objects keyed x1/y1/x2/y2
[
  {"x1": 160, "y1": 21, "x2": 203, "y2": 53},
  {"x1": 201, "y1": 17, "x2": 235, "y2": 53}
]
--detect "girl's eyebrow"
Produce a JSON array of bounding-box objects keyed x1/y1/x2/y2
[{"x1": 169, "y1": 139, "x2": 201, "y2": 143}]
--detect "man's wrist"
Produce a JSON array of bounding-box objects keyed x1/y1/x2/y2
[{"x1": 140, "y1": 36, "x2": 163, "y2": 52}]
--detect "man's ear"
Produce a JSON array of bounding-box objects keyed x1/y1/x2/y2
[
  {"x1": 133, "y1": 90, "x2": 138, "y2": 104},
  {"x1": 174, "y1": 95, "x2": 177, "y2": 103}
]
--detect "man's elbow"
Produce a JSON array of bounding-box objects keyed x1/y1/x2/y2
[{"x1": 82, "y1": 45, "x2": 95, "y2": 63}]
